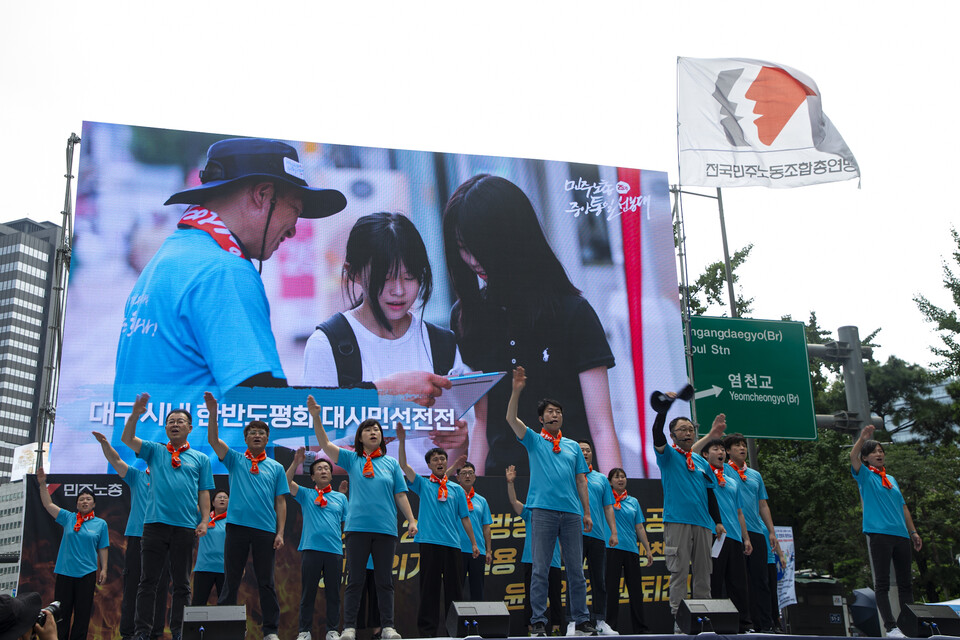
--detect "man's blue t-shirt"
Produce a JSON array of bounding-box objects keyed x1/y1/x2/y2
[
  {"x1": 122, "y1": 466, "x2": 149, "y2": 537},
  {"x1": 294, "y1": 485, "x2": 348, "y2": 554},
  {"x1": 608, "y1": 495, "x2": 646, "y2": 555},
  {"x1": 852, "y1": 464, "x2": 909, "y2": 538},
  {"x1": 520, "y1": 507, "x2": 561, "y2": 568},
  {"x1": 729, "y1": 463, "x2": 769, "y2": 535},
  {"x1": 520, "y1": 428, "x2": 589, "y2": 515},
  {"x1": 708, "y1": 464, "x2": 744, "y2": 543},
  {"x1": 585, "y1": 469, "x2": 615, "y2": 541},
  {"x1": 656, "y1": 445, "x2": 714, "y2": 530},
  {"x1": 460, "y1": 490, "x2": 493, "y2": 555},
  {"x1": 138, "y1": 440, "x2": 215, "y2": 528},
  {"x1": 54, "y1": 510, "x2": 109, "y2": 578},
  {"x1": 221, "y1": 449, "x2": 289, "y2": 533},
  {"x1": 339, "y1": 451, "x2": 407, "y2": 536},
  {"x1": 114, "y1": 228, "x2": 286, "y2": 397},
  {"x1": 409, "y1": 475, "x2": 469, "y2": 549},
  {"x1": 194, "y1": 515, "x2": 227, "y2": 573}
]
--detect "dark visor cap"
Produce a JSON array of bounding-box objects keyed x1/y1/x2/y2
[{"x1": 165, "y1": 138, "x2": 347, "y2": 219}]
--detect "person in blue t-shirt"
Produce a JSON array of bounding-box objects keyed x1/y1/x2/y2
[
  {"x1": 206, "y1": 393, "x2": 289, "y2": 640},
  {"x1": 397, "y1": 426, "x2": 478, "y2": 637},
  {"x1": 650, "y1": 392, "x2": 725, "y2": 626},
  {"x1": 720, "y1": 430, "x2": 781, "y2": 632},
  {"x1": 192, "y1": 489, "x2": 229, "y2": 605},
  {"x1": 604, "y1": 468, "x2": 653, "y2": 635},
  {"x1": 113, "y1": 138, "x2": 347, "y2": 399},
  {"x1": 506, "y1": 366, "x2": 596, "y2": 637},
  {"x1": 851, "y1": 424, "x2": 922, "y2": 637},
  {"x1": 36, "y1": 468, "x2": 109, "y2": 640},
  {"x1": 308, "y1": 396, "x2": 417, "y2": 640},
  {"x1": 448, "y1": 460, "x2": 493, "y2": 600},
  {"x1": 121, "y1": 393, "x2": 214, "y2": 640},
  {"x1": 695, "y1": 437, "x2": 752, "y2": 633},
  {"x1": 286, "y1": 447, "x2": 349, "y2": 640},
  {"x1": 569, "y1": 441, "x2": 618, "y2": 636},
  {"x1": 93, "y1": 431, "x2": 169, "y2": 640},
  {"x1": 505, "y1": 465, "x2": 565, "y2": 636}
]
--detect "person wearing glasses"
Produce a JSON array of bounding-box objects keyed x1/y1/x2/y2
[{"x1": 120, "y1": 393, "x2": 214, "y2": 640}]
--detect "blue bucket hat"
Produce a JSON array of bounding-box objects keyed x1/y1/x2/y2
[{"x1": 165, "y1": 138, "x2": 347, "y2": 219}]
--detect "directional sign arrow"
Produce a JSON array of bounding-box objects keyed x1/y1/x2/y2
[{"x1": 694, "y1": 385, "x2": 723, "y2": 400}]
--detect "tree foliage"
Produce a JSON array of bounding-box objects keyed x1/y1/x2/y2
[
  {"x1": 914, "y1": 227, "x2": 960, "y2": 378},
  {"x1": 685, "y1": 244, "x2": 754, "y2": 317}
]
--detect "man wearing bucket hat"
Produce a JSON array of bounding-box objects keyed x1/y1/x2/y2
[
  {"x1": 114, "y1": 138, "x2": 347, "y2": 397},
  {"x1": 0, "y1": 593, "x2": 57, "y2": 640}
]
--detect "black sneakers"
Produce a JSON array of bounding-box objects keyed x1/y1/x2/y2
[
  {"x1": 530, "y1": 622, "x2": 547, "y2": 637},
  {"x1": 575, "y1": 622, "x2": 599, "y2": 636}
]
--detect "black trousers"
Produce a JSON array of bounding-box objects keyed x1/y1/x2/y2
[
  {"x1": 122, "y1": 535, "x2": 170, "y2": 638},
  {"x1": 417, "y1": 543, "x2": 463, "y2": 637},
  {"x1": 582, "y1": 536, "x2": 608, "y2": 623},
  {"x1": 136, "y1": 523, "x2": 194, "y2": 637},
  {"x1": 191, "y1": 571, "x2": 224, "y2": 606},
  {"x1": 523, "y1": 563, "x2": 563, "y2": 630},
  {"x1": 358, "y1": 569, "x2": 380, "y2": 630},
  {"x1": 746, "y1": 531, "x2": 773, "y2": 630},
  {"x1": 219, "y1": 524, "x2": 280, "y2": 635},
  {"x1": 461, "y1": 552, "x2": 485, "y2": 600},
  {"x1": 711, "y1": 537, "x2": 752, "y2": 632},
  {"x1": 343, "y1": 532, "x2": 397, "y2": 629},
  {"x1": 869, "y1": 533, "x2": 914, "y2": 631},
  {"x1": 54, "y1": 572, "x2": 97, "y2": 640},
  {"x1": 605, "y1": 548, "x2": 647, "y2": 634},
  {"x1": 300, "y1": 550, "x2": 343, "y2": 632},
  {"x1": 768, "y1": 562, "x2": 781, "y2": 629}
]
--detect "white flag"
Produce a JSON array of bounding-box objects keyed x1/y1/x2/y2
[{"x1": 678, "y1": 57, "x2": 859, "y2": 188}]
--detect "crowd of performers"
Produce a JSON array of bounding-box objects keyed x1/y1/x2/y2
[{"x1": 35, "y1": 369, "x2": 922, "y2": 640}]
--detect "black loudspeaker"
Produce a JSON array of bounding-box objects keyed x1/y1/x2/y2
[
  {"x1": 446, "y1": 601, "x2": 511, "y2": 638},
  {"x1": 181, "y1": 605, "x2": 246, "y2": 640},
  {"x1": 676, "y1": 599, "x2": 739, "y2": 634},
  {"x1": 899, "y1": 603, "x2": 960, "y2": 638}
]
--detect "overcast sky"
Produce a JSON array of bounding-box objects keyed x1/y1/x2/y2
[{"x1": 4, "y1": 1, "x2": 958, "y2": 370}]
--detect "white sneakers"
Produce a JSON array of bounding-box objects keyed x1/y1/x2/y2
[
  {"x1": 887, "y1": 628, "x2": 906, "y2": 638},
  {"x1": 380, "y1": 628, "x2": 401, "y2": 639},
  {"x1": 296, "y1": 633, "x2": 312, "y2": 640},
  {"x1": 325, "y1": 632, "x2": 340, "y2": 640},
  {"x1": 595, "y1": 621, "x2": 619, "y2": 636},
  {"x1": 566, "y1": 622, "x2": 577, "y2": 636},
  {"x1": 339, "y1": 629, "x2": 356, "y2": 640},
  {"x1": 264, "y1": 634, "x2": 280, "y2": 640}
]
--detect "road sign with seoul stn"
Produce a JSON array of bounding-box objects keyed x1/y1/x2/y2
[{"x1": 689, "y1": 316, "x2": 816, "y2": 440}]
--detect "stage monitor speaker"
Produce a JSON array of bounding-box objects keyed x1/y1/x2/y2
[
  {"x1": 181, "y1": 605, "x2": 246, "y2": 640},
  {"x1": 446, "y1": 601, "x2": 511, "y2": 638},
  {"x1": 676, "y1": 598, "x2": 739, "y2": 635},
  {"x1": 899, "y1": 603, "x2": 960, "y2": 638}
]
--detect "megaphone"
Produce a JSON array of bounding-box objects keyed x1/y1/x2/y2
[{"x1": 649, "y1": 384, "x2": 694, "y2": 413}]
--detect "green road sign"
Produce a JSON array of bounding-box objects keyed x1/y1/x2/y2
[{"x1": 689, "y1": 316, "x2": 816, "y2": 440}]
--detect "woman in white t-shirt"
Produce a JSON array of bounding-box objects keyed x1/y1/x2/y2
[{"x1": 303, "y1": 212, "x2": 468, "y2": 474}]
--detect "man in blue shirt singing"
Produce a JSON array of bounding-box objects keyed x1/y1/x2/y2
[{"x1": 506, "y1": 366, "x2": 597, "y2": 636}]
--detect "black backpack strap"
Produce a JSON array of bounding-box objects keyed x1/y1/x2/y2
[
  {"x1": 316, "y1": 313, "x2": 362, "y2": 387},
  {"x1": 425, "y1": 322, "x2": 458, "y2": 376}
]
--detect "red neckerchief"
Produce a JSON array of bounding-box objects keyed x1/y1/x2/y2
[
  {"x1": 245, "y1": 450, "x2": 266, "y2": 474},
  {"x1": 208, "y1": 511, "x2": 226, "y2": 527},
  {"x1": 74, "y1": 511, "x2": 95, "y2": 532},
  {"x1": 362, "y1": 449, "x2": 383, "y2": 478},
  {"x1": 177, "y1": 206, "x2": 246, "y2": 259},
  {"x1": 465, "y1": 487, "x2": 475, "y2": 511},
  {"x1": 730, "y1": 460, "x2": 748, "y2": 481},
  {"x1": 430, "y1": 474, "x2": 449, "y2": 501},
  {"x1": 671, "y1": 444, "x2": 694, "y2": 471},
  {"x1": 711, "y1": 464, "x2": 726, "y2": 487},
  {"x1": 589, "y1": 464, "x2": 594, "y2": 472},
  {"x1": 613, "y1": 489, "x2": 627, "y2": 510},
  {"x1": 315, "y1": 484, "x2": 333, "y2": 507},
  {"x1": 869, "y1": 465, "x2": 893, "y2": 489},
  {"x1": 166, "y1": 442, "x2": 190, "y2": 468},
  {"x1": 540, "y1": 429, "x2": 562, "y2": 453}
]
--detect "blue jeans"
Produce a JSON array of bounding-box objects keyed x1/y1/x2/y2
[{"x1": 530, "y1": 508, "x2": 588, "y2": 625}]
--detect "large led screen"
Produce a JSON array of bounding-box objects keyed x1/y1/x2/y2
[{"x1": 53, "y1": 122, "x2": 686, "y2": 477}]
